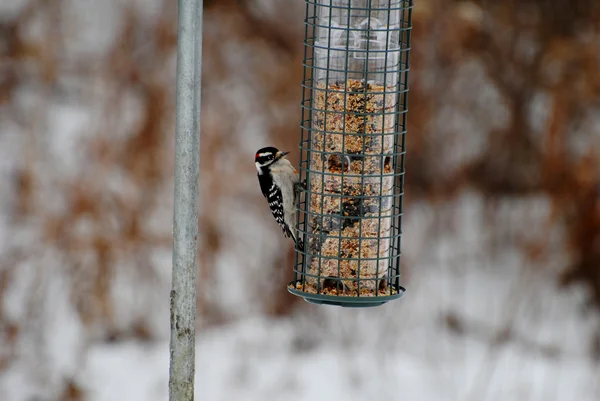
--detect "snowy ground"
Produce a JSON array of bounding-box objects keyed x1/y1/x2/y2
[{"x1": 77, "y1": 261, "x2": 600, "y2": 401}]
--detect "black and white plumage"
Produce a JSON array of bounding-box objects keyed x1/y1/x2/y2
[{"x1": 255, "y1": 146, "x2": 304, "y2": 251}]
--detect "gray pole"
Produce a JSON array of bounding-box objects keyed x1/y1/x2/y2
[{"x1": 169, "y1": 0, "x2": 202, "y2": 400}]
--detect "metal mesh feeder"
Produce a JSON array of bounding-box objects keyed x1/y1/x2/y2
[{"x1": 288, "y1": 0, "x2": 411, "y2": 307}]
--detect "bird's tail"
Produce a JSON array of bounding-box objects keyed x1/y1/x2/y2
[
  {"x1": 295, "y1": 237, "x2": 304, "y2": 252},
  {"x1": 290, "y1": 229, "x2": 304, "y2": 252},
  {"x1": 285, "y1": 225, "x2": 304, "y2": 252}
]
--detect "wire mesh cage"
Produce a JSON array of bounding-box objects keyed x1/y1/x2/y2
[{"x1": 288, "y1": 0, "x2": 412, "y2": 307}]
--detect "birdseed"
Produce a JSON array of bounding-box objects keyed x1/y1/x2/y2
[
  {"x1": 289, "y1": 281, "x2": 398, "y2": 297},
  {"x1": 301, "y1": 79, "x2": 399, "y2": 294}
]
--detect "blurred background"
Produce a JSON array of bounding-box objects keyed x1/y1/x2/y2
[{"x1": 1, "y1": 0, "x2": 599, "y2": 400}]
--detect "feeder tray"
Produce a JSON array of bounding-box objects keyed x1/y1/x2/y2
[
  {"x1": 290, "y1": 0, "x2": 413, "y2": 307},
  {"x1": 288, "y1": 280, "x2": 406, "y2": 307}
]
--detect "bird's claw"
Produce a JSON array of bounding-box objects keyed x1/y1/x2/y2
[{"x1": 294, "y1": 180, "x2": 308, "y2": 195}]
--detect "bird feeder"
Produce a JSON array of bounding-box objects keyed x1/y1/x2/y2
[{"x1": 289, "y1": 0, "x2": 412, "y2": 307}]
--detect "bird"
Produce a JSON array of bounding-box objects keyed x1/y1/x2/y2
[{"x1": 255, "y1": 146, "x2": 304, "y2": 251}]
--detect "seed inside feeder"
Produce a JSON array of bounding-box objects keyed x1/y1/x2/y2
[
  {"x1": 303, "y1": 79, "x2": 398, "y2": 296},
  {"x1": 327, "y1": 153, "x2": 351, "y2": 173}
]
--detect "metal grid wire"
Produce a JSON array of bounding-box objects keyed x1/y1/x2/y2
[{"x1": 289, "y1": 0, "x2": 412, "y2": 306}]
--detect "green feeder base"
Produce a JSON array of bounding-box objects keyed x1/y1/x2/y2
[{"x1": 287, "y1": 282, "x2": 406, "y2": 308}]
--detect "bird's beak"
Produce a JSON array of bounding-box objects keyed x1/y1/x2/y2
[{"x1": 277, "y1": 151, "x2": 290, "y2": 158}]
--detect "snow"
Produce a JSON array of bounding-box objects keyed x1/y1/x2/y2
[{"x1": 73, "y1": 258, "x2": 600, "y2": 401}]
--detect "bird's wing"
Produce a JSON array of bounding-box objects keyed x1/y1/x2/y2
[{"x1": 266, "y1": 182, "x2": 293, "y2": 239}]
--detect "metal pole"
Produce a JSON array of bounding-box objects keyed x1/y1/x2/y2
[{"x1": 169, "y1": 0, "x2": 202, "y2": 400}]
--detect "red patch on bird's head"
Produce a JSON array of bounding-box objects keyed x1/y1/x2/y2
[{"x1": 255, "y1": 153, "x2": 260, "y2": 160}]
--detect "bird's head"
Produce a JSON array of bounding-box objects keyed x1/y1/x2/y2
[{"x1": 255, "y1": 146, "x2": 290, "y2": 172}]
